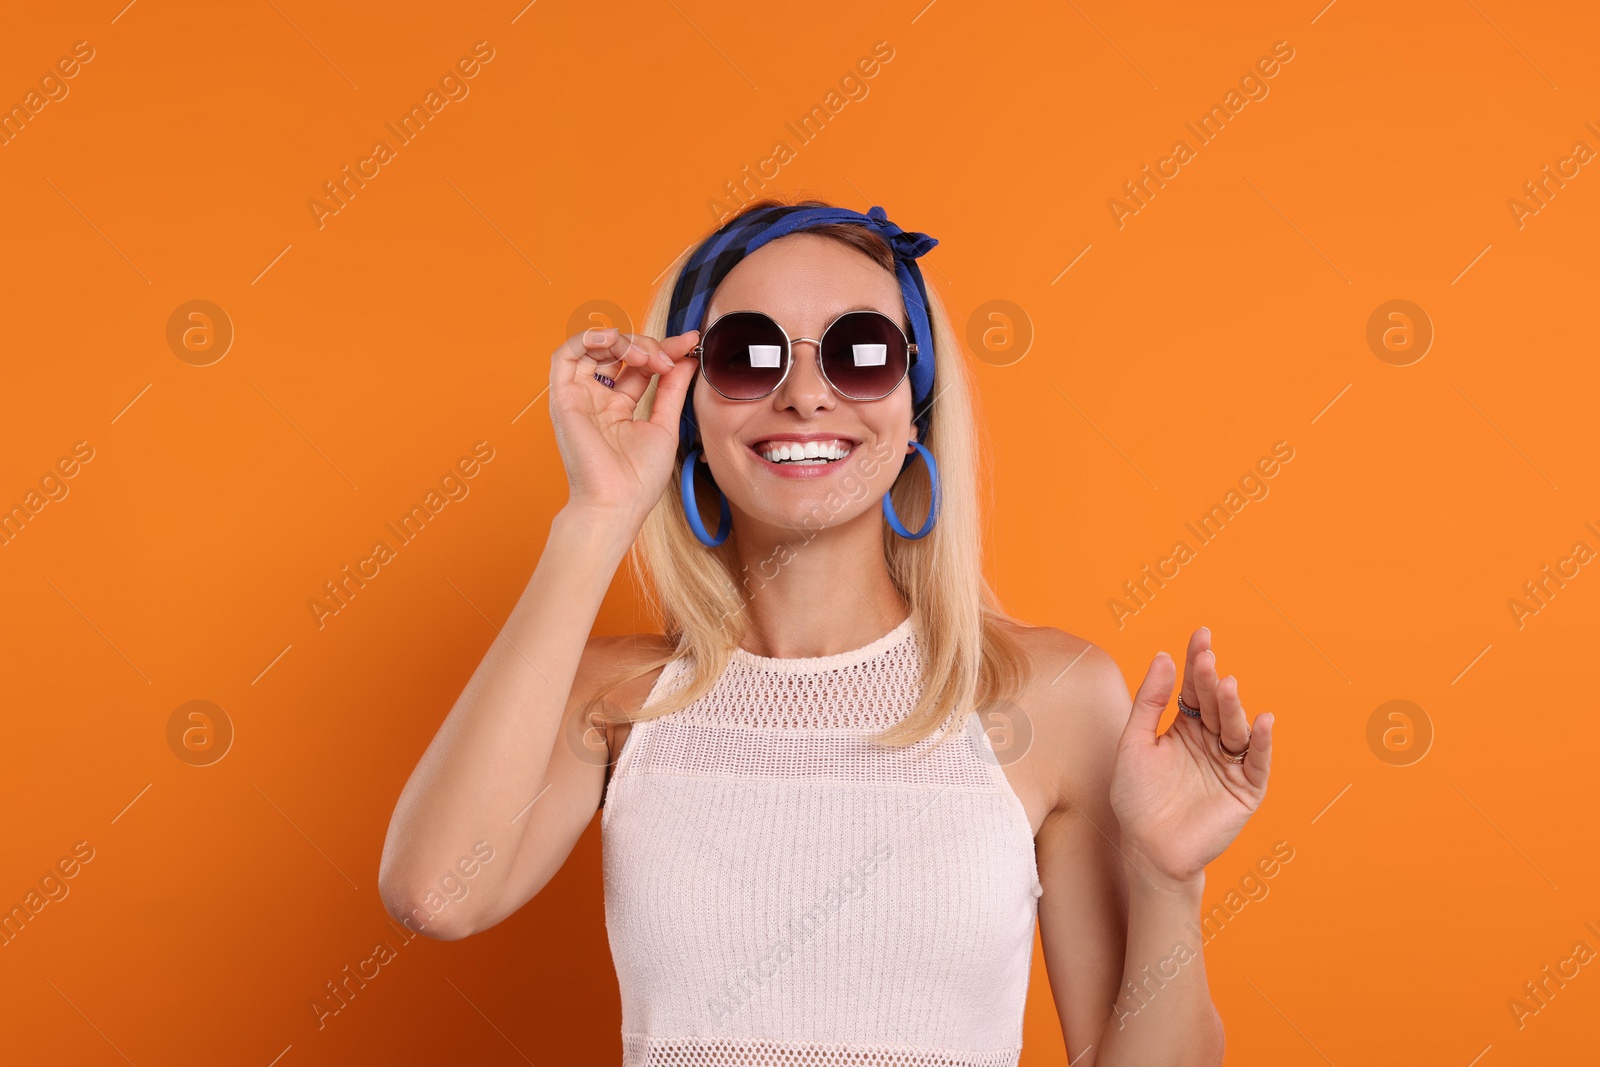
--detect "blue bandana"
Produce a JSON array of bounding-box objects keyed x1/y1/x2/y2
[{"x1": 665, "y1": 204, "x2": 939, "y2": 462}]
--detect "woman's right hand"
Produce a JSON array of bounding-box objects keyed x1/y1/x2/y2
[{"x1": 547, "y1": 325, "x2": 701, "y2": 526}]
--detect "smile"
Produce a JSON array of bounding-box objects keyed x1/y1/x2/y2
[
  {"x1": 746, "y1": 435, "x2": 859, "y2": 477},
  {"x1": 755, "y1": 439, "x2": 853, "y2": 464}
]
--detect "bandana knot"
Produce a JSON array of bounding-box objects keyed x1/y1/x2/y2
[{"x1": 866, "y1": 205, "x2": 939, "y2": 260}]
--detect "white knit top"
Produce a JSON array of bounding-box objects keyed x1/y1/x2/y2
[{"x1": 601, "y1": 614, "x2": 1043, "y2": 1067}]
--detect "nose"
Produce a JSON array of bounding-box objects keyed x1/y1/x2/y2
[{"x1": 774, "y1": 338, "x2": 837, "y2": 416}]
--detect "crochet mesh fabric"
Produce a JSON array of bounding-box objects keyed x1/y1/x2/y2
[{"x1": 601, "y1": 615, "x2": 1043, "y2": 1067}]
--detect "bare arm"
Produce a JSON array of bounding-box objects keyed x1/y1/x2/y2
[
  {"x1": 1038, "y1": 795, "x2": 1223, "y2": 1065},
  {"x1": 1035, "y1": 630, "x2": 1269, "y2": 1066},
  {"x1": 377, "y1": 320, "x2": 701, "y2": 939},
  {"x1": 377, "y1": 506, "x2": 632, "y2": 939}
]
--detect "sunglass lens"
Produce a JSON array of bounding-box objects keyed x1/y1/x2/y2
[
  {"x1": 820, "y1": 311, "x2": 910, "y2": 399},
  {"x1": 700, "y1": 312, "x2": 788, "y2": 399}
]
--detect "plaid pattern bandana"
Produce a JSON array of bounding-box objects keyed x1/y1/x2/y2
[{"x1": 666, "y1": 204, "x2": 939, "y2": 459}]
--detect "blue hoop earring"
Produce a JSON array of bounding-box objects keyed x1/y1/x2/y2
[
  {"x1": 681, "y1": 448, "x2": 732, "y2": 547},
  {"x1": 882, "y1": 441, "x2": 940, "y2": 540}
]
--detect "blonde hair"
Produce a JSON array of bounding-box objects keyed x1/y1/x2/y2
[{"x1": 592, "y1": 195, "x2": 1027, "y2": 748}]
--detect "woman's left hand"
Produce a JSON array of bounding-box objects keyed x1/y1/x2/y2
[{"x1": 1107, "y1": 628, "x2": 1274, "y2": 891}]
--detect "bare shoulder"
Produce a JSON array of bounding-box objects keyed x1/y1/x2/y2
[
  {"x1": 993, "y1": 618, "x2": 1134, "y2": 811},
  {"x1": 994, "y1": 617, "x2": 1126, "y2": 708}
]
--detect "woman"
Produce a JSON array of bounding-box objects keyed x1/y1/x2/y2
[{"x1": 379, "y1": 196, "x2": 1274, "y2": 1066}]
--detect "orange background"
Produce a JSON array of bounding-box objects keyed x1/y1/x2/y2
[{"x1": 2, "y1": 1, "x2": 1596, "y2": 1063}]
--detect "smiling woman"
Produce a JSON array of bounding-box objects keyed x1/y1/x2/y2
[
  {"x1": 379, "y1": 194, "x2": 1273, "y2": 1067},
  {"x1": 613, "y1": 203, "x2": 991, "y2": 750}
]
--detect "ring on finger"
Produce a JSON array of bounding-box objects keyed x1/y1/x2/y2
[
  {"x1": 593, "y1": 372, "x2": 617, "y2": 389},
  {"x1": 1218, "y1": 733, "x2": 1249, "y2": 764},
  {"x1": 1177, "y1": 694, "x2": 1203, "y2": 719}
]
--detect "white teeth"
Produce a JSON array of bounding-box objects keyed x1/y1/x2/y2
[{"x1": 756, "y1": 439, "x2": 853, "y2": 464}]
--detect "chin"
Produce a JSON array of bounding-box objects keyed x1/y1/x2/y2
[{"x1": 744, "y1": 490, "x2": 876, "y2": 537}]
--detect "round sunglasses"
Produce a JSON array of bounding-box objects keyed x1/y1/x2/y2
[{"x1": 692, "y1": 309, "x2": 917, "y2": 402}]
